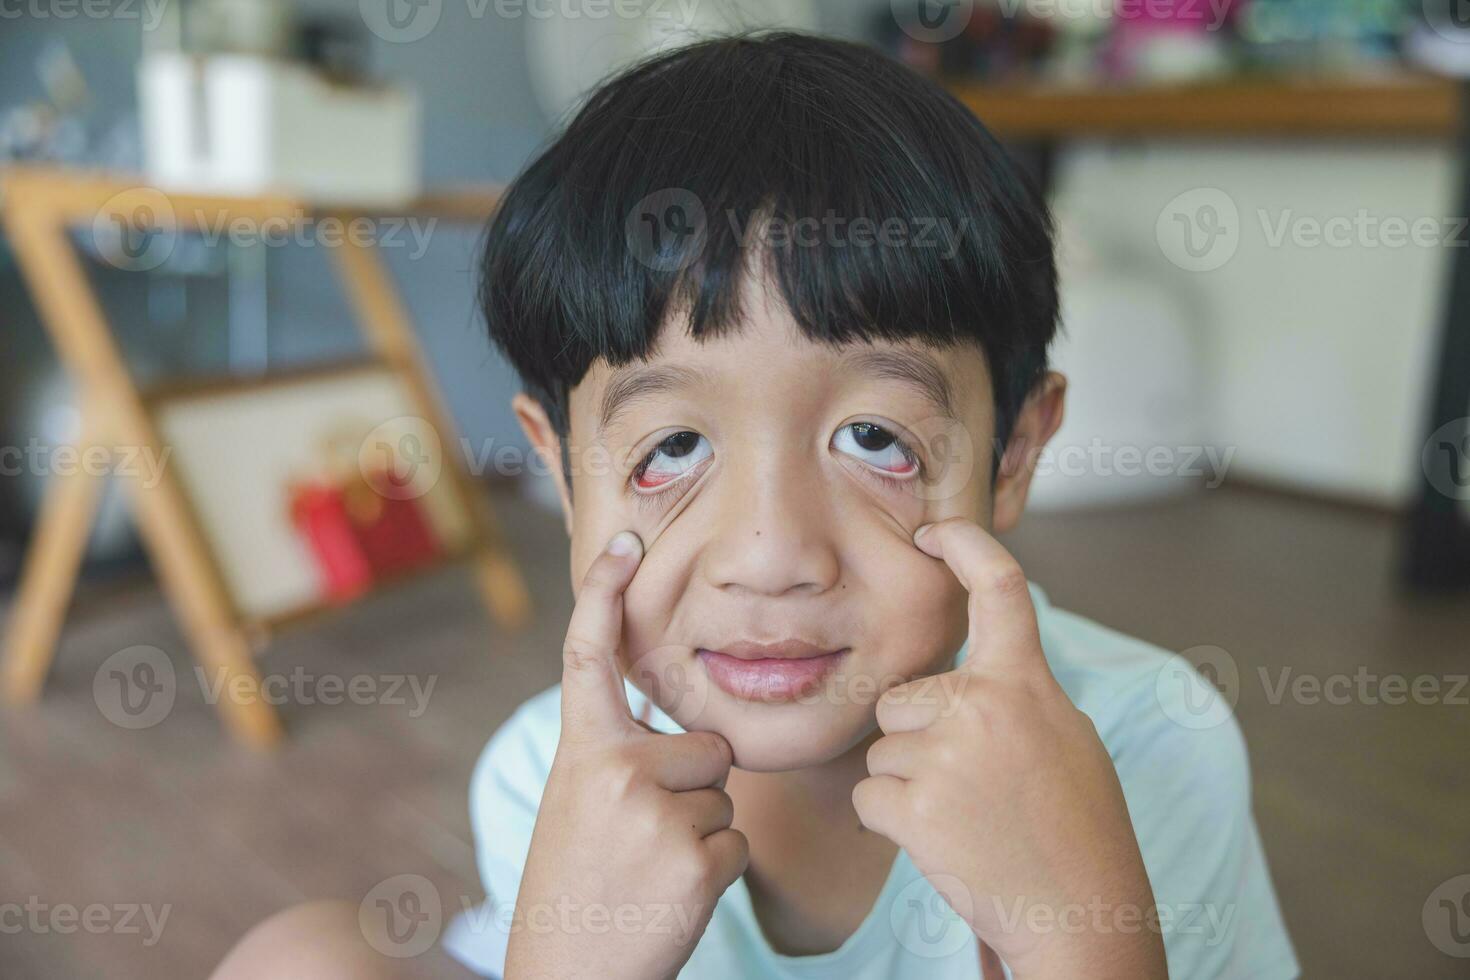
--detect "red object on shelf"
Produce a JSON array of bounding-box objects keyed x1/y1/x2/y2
[
  {"x1": 289, "y1": 483, "x2": 375, "y2": 602},
  {"x1": 288, "y1": 470, "x2": 442, "y2": 604},
  {"x1": 354, "y1": 472, "x2": 441, "y2": 576}
]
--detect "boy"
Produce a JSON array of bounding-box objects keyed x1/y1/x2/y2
[{"x1": 216, "y1": 31, "x2": 1295, "y2": 980}]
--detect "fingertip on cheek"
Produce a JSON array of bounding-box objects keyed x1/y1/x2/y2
[{"x1": 913, "y1": 522, "x2": 941, "y2": 555}]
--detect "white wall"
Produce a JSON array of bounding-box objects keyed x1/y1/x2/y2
[{"x1": 1051, "y1": 141, "x2": 1454, "y2": 506}]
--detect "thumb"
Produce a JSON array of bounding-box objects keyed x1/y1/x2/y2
[{"x1": 560, "y1": 530, "x2": 643, "y2": 735}]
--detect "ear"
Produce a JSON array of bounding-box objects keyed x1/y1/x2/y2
[
  {"x1": 991, "y1": 371, "x2": 1067, "y2": 534},
  {"x1": 512, "y1": 392, "x2": 574, "y2": 536}
]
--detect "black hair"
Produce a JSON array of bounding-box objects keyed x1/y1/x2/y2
[{"x1": 479, "y1": 30, "x2": 1058, "y2": 459}]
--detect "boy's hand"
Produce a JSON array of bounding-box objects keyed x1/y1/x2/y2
[
  {"x1": 505, "y1": 531, "x2": 746, "y2": 980},
  {"x1": 852, "y1": 518, "x2": 1168, "y2": 980}
]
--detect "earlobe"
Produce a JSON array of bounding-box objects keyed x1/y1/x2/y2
[
  {"x1": 511, "y1": 392, "x2": 575, "y2": 535},
  {"x1": 990, "y1": 372, "x2": 1067, "y2": 534}
]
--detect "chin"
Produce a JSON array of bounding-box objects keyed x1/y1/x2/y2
[{"x1": 678, "y1": 696, "x2": 875, "y2": 772}]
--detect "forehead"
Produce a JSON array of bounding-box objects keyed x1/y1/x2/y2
[{"x1": 570, "y1": 281, "x2": 992, "y2": 436}]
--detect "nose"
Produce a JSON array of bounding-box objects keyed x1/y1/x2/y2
[{"x1": 698, "y1": 446, "x2": 840, "y2": 597}]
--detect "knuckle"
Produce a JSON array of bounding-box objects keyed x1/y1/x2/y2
[
  {"x1": 601, "y1": 753, "x2": 643, "y2": 802},
  {"x1": 910, "y1": 782, "x2": 942, "y2": 823},
  {"x1": 985, "y1": 560, "x2": 1029, "y2": 600},
  {"x1": 561, "y1": 634, "x2": 608, "y2": 671},
  {"x1": 692, "y1": 732, "x2": 733, "y2": 773},
  {"x1": 708, "y1": 789, "x2": 735, "y2": 827}
]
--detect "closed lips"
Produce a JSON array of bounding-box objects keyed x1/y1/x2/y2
[{"x1": 696, "y1": 641, "x2": 848, "y2": 702}]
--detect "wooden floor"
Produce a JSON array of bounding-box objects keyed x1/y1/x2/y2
[{"x1": 1, "y1": 487, "x2": 1467, "y2": 978}]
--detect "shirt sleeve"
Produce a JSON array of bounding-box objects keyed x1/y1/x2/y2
[
  {"x1": 442, "y1": 690, "x2": 560, "y2": 979},
  {"x1": 1105, "y1": 659, "x2": 1299, "y2": 980}
]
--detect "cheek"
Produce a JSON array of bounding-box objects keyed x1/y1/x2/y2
[{"x1": 852, "y1": 541, "x2": 969, "y2": 673}]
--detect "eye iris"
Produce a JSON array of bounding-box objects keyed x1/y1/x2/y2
[
  {"x1": 852, "y1": 423, "x2": 893, "y2": 452},
  {"x1": 661, "y1": 431, "x2": 699, "y2": 458}
]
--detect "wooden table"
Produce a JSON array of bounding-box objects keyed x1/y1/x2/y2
[{"x1": 947, "y1": 73, "x2": 1470, "y2": 591}]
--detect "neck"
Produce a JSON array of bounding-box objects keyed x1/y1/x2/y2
[{"x1": 723, "y1": 727, "x2": 899, "y2": 955}]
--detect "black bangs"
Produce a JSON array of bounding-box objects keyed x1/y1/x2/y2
[{"x1": 479, "y1": 31, "x2": 1058, "y2": 448}]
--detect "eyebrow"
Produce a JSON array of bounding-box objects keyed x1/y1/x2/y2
[
  {"x1": 841, "y1": 348, "x2": 957, "y2": 419},
  {"x1": 598, "y1": 364, "x2": 714, "y2": 435}
]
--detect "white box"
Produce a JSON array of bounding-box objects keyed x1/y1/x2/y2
[{"x1": 139, "y1": 52, "x2": 420, "y2": 206}]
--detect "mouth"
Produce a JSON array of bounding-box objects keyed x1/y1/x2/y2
[{"x1": 696, "y1": 641, "x2": 848, "y2": 702}]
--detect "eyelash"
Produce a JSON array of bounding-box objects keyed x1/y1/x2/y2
[
  {"x1": 631, "y1": 432, "x2": 712, "y2": 509},
  {"x1": 837, "y1": 422, "x2": 924, "y2": 490},
  {"x1": 627, "y1": 423, "x2": 923, "y2": 506}
]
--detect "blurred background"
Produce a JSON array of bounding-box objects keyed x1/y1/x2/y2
[{"x1": 2, "y1": 0, "x2": 1469, "y2": 977}]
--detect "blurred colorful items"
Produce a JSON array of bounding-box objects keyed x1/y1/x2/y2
[
  {"x1": 1105, "y1": 0, "x2": 1245, "y2": 81},
  {"x1": 878, "y1": 0, "x2": 1415, "y2": 85},
  {"x1": 287, "y1": 429, "x2": 441, "y2": 603}
]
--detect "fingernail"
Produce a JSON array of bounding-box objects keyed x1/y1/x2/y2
[
  {"x1": 607, "y1": 530, "x2": 642, "y2": 558},
  {"x1": 914, "y1": 523, "x2": 934, "y2": 543}
]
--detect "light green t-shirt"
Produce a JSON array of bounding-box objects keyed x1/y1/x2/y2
[{"x1": 445, "y1": 585, "x2": 1298, "y2": 979}]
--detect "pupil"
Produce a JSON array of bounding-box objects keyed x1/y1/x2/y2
[
  {"x1": 662, "y1": 431, "x2": 698, "y2": 458},
  {"x1": 853, "y1": 423, "x2": 892, "y2": 452}
]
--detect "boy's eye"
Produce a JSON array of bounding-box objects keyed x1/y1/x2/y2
[
  {"x1": 831, "y1": 422, "x2": 919, "y2": 477},
  {"x1": 634, "y1": 431, "x2": 712, "y2": 490}
]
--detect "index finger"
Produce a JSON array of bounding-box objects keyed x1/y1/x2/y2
[
  {"x1": 912, "y1": 518, "x2": 1047, "y2": 675},
  {"x1": 560, "y1": 530, "x2": 643, "y2": 735}
]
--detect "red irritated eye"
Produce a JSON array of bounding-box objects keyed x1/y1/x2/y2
[
  {"x1": 634, "y1": 431, "x2": 712, "y2": 491},
  {"x1": 831, "y1": 422, "x2": 919, "y2": 477}
]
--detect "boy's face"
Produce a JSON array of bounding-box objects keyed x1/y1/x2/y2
[{"x1": 517, "y1": 275, "x2": 1062, "y2": 771}]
